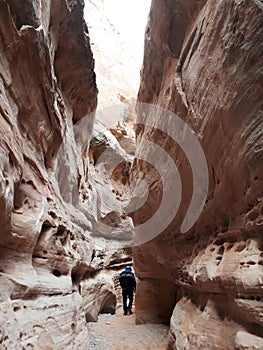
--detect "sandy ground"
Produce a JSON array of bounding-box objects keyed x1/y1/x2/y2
[{"x1": 87, "y1": 310, "x2": 169, "y2": 350}]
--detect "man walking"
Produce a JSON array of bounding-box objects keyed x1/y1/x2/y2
[{"x1": 119, "y1": 266, "x2": 136, "y2": 315}]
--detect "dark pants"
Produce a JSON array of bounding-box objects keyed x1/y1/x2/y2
[{"x1": 122, "y1": 289, "x2": 133, "y2": 313}]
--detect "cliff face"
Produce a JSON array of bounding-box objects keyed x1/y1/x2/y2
[
  {"x1": 1, "y1": 0, "x2": 262, "y2": 348},
  {"x1": 133, "y1": 0, "x2": 263, "y2": 349},
  {"x1": 0, "y1": 0, "x2": 121, "y2": 348}
]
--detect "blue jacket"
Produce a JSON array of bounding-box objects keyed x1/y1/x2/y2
[{"x1": 119, "y1": 270, "x2": 136, "y2": 292}]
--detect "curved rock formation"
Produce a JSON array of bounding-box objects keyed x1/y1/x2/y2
[
  {"x1": 0, "y1": 0, "x2": 138, "y2": 346},
  {"x1": 132, "y1": 0, "x2": 263, "y2": 349},
  {"x1": 0, "y1": 0, "x2": 135, "y2": 347}
]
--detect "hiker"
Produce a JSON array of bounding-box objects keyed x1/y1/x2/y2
[{"x1": 119, "y1": 266, "x2": 136, "y2": 315}]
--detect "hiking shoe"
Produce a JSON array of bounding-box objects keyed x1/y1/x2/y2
[
  {"x1": 124, "y1": 311, "x2": 128, "y2": 315},
  {"x1": 128, "y1": 309, "x2": 133, "y2": 315}
]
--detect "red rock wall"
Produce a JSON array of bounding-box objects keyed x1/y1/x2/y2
[
  {"x1": 0, "y1": 0, "x2": 100, "y2": 348},
  {"x1": 133, "y1": 0, "x2": 263, "y2": 348}
]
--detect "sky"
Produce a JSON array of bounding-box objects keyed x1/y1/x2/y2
[
  {"x1": 102, "y1": 0, "x2": 151, "y2": 64},
  {"x1": 84, "y1": 0, "x2": 152, "y2": 108}
]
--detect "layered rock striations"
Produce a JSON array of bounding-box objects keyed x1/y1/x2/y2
[
  {"x1": 0, "y1": 0, "x2": 132, "y2": 348},
  {"x1": 0, "y1": 0, "x2": 95, "y2": 347},
  {"x1": 132, "y1": 0, "x2": 263, "y2": 349}
]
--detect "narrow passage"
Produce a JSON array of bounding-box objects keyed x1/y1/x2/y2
[{"x1": 87, "y1": 311, "x2": 169, "y2": 350}]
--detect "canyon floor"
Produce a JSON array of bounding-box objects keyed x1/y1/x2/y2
[{"x1": 87, "y1": 309, "x2": 169, "y2": 350}]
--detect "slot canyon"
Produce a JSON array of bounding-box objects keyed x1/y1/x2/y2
[{"x1": 0, "y1": 0, "x2": 262, "y2": 349}]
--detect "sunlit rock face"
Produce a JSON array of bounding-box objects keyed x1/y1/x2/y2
[
  {"x1": 0, "y1": 0, "x2": 114, "y2": 348},
  {"x1": 84, "y1": 0, "x2": 148, "y2": 247},
  {"x1": 84, "y1": 0, "x2": 150, "y2": 110},
  {"x1": 0, "y1": 0, "x2": 138, "y2": 347},
  {"x1": 132, "y1": 0, "x2": 263, "y2": 348}
]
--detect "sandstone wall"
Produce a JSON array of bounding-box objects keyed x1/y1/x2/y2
[
  {"x1": 0, "y1": 0, "x2": 128, "y2": 348},
  {"x1": 132, "y1": 0, "x2": 263, "y2": 349}
]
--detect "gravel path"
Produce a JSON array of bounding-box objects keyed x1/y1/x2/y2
[{"x1": 87, "y1": 312, "x2": 169, "y2": 350}]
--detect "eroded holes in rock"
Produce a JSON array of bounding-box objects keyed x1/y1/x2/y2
[
  {"x1": 214, "y1": 238, "x2": 225, "y2": 246},
  {"x1": 56, "y1": 226, "x2": 68, "y2": 245},
  {"x1": 235, "y1": 242, "x2": 246, "y2": 252},
  {"x1": 0, "y1": 335, "x2": 8, "y2": 344},
  {"x1": 91, "y1": 249, "x2": 96, "y2": 261},
  {"x1": 41, "y1": 220, "x2": 54, "y2": 233},
  {"x1": 70, "y1": 232, "x2": 75, "y2": 240},
  {"x1": 258, "y1": 260, "x2": 263, "y2": 265},
  {"x1": 99, "y1": 293, "x2": 117, "y2": 316},
  {"x1": 248, "y1": 210, "x2": 259, "y2": 221},
  {"x1": 52, "y1": 269, "x2": 62, "y2": 277},
  {"x1": 48, "y1": 211, "x2": 57, "y2": 219},
  {"x1": 246, "y1": 261, "x2": 256, "y2": 265},
  {"x1": 218, "y1": 246, "x2": 224, "y2": 255},
  {"x1": 26, "y1": 180, "x2": 35, "y2": 189},
  {"x1": 123, "y1": 169, "x2": 129, "y2": 178},
  {"x1": 240, "y1": 295, "x2": 261, "y2": 302},
  {"x1": 227, "y1": 243, "x2": 234, "y2": 250}
]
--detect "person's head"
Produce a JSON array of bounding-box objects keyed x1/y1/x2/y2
[{"x1": 125, "y1": 266, "x2": 132, "y2": 272}]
